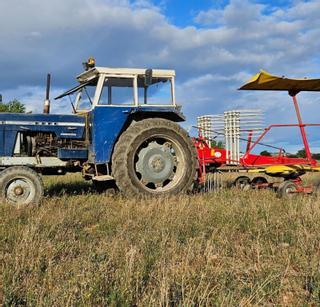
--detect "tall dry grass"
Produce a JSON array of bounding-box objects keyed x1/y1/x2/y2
[{"x1": 1, "y1": 173, "x2": 320, "y2": 305}]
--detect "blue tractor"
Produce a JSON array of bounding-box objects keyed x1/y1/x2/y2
[{"x1": 0, "y1": 60, "x2": 197, "y2": 205}]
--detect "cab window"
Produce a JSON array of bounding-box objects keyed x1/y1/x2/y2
[
  {"x1": 137, "y1": 77, "x2": 173, "y2": 105},
  {"x1": 99, "y1": 77, "x2": 135, "y2": 105}
]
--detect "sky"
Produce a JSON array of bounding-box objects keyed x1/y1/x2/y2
[{"x1": 0, "y1": 0, "x2": 320, "y2": 153}]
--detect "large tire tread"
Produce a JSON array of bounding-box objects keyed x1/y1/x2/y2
[{"x1": 112, "y1": 118, "x2": 197, "y2": 197}]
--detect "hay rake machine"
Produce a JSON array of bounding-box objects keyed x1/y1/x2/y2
[{"x1": 194, "y1": 70, "x2": 320, "y2": 197}]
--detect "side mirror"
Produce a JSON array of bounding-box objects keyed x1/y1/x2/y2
[{"x1": 144, "y1": 69, "x2": 153, "y2": 86}]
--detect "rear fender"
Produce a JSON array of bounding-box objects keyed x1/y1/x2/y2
[{"x1": 128, "y1": 108, "x2": 185, "y2": 122}]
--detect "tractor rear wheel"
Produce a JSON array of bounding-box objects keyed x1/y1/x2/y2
[
  {"x1": 0, "y1": 166, "x2": 44, "y2": 206},
  {"x1": 112, "y1": 118, "x2": 197, "y2": 197}
]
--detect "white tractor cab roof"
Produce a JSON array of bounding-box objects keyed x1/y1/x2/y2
[
  {"x1": 56, "y1": 66, "x2": 177, "y2": 113},
  {"x1": 77, "y1": 67, "x2": 175, "y2": 82}
]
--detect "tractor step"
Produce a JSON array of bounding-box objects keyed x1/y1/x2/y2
[{"x1": 92, "y1": 175, "x2": 114, "y2": 182}]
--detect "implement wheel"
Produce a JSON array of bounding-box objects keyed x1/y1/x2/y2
[
  {"x1": 112, "y1": 118, "x2": 197, "y2": 197},
  {"x1": 234, "y1": 176, "x2": 251, "y2": 189},
  {"x1": 277, "y1": 181, "x2": 298, "y2": 198},
  {"x1": 251, "y1": 176, "x2": 268, "y2": 189},
  {"x1": 0, "y1": 166, "x2": 44, "y2": 206}
]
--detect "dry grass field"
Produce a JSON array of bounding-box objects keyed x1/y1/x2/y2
[{"x1": 1, "y1": 173, "x2": 320, "y2": 305}]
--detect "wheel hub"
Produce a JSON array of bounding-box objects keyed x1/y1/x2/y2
[
  {"x1": 136, "y1": 141, "x2": 175, "y2": 185},
  {"x1": 6, "y1": 179, "x2": 32, "y2": 204},
  {"x1": 14, "y1": 186, "x2": 24, "y2": 196},
  {"x1": 150, "y1": 155, "x2": 166, "y2": 173}
]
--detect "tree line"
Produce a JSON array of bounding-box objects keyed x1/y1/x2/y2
[
  {"x1": 260, "y1": 149, "x2": 320, "y2": 160},
  {"x1": 0, "y1": 98, "x2": 25, "y2": 113}
]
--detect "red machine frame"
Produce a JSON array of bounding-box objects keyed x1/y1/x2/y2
[{"x1": 194, "y1": 93, "x2": 320, "y2": 188}]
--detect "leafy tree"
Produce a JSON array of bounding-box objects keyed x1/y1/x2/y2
[
  {"x1": 295, "y1": 149, "x2": 320, "y2": 160},
  {"x1": 287, "y1": 153, "x2": 297, "y2": 158},
  {"x1": 211, "y1": 139, "x2": 224, "y2": 148},
  {"x1": 296, "y1": 148, "x2": 306, "y2": 158},
  {"x1": 260, "y1": 150, "x2": 272, "y2": 156},
  {"x1": 0, "y1": 99, "x2": 25, "y2": 113},
  {"x1": 312, "y1": 153, "x2": 320, "y2": 160}
]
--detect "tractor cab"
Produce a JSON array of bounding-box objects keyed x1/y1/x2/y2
[
  {"x1": 55, "y1": 63, "x2": 177, "y2": 113},
  {"x1": 54, "y1": 61, "x2": 184, "y2": 165}
]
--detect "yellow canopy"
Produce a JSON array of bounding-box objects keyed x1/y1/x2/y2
[{"x1": 239, "y1": 70, "x2": 320, "y2": 92}]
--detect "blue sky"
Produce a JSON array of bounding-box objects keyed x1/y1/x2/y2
[
  {"x1": 154, "y1": 0, "x2": 221, "y2": 26},
  {"x1": 159, "y1": 0, "x2": 293, "y2": 27},
  {"x1": 0, "y1": 0, "x2": 320, "y2": 152}
]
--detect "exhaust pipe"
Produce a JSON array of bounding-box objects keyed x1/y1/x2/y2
[{"x1": 43, "y1": 73, "x2": 51, "y2": 114}]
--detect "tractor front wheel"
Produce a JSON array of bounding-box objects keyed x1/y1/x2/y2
[
  {"x1": 112, "y1": 118, "x2": 197, "y2": 197},
  {"x1": 0, "y1": 166, "x2": 44, "y2": 206}
]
